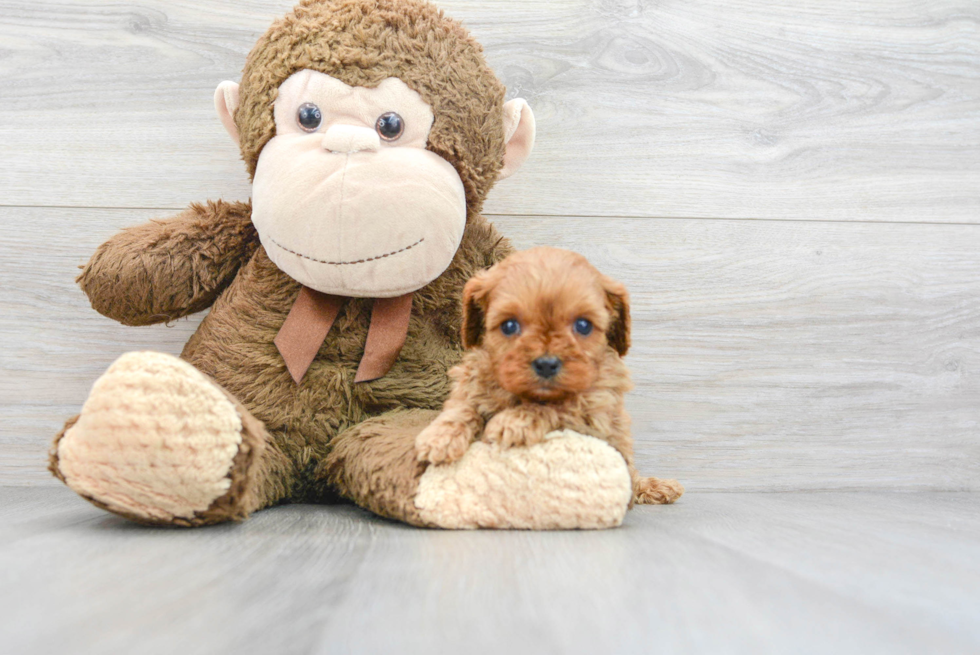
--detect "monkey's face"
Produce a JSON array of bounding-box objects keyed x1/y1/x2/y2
[{"x1": 249, "y1": 70, "x2": 467, "y2": 298}]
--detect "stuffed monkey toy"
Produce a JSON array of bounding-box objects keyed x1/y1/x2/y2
[{"x1": 49, "y1": 0, "x2": 634, "y2": 529}]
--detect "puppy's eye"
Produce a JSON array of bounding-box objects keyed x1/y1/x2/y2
[
  {"x1": 376, "y1": 112, "x2": 404, "y2": 141},
  {"x1": 297, "y1": 103, "x2": 322, "y2": 132},
  {"x1": 500, "y1": 319, "x2": 521, "y2": 336},
  {"x1": 573, "y1": 318, "x2": 593, "y2": 336}
]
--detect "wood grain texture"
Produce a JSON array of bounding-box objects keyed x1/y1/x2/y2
[
  {"x1": 2, "y1": 207, "x2": 978, "y2": 490},
  {"x1": 1, "y1": 0, "x2": 978, "y2": 221},
  {"x1": 1, "y1": 486, "x2": 977, "y2": 654}
]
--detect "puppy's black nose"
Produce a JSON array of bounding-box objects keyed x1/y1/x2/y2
[{"x1": 532, "y1": 356, "x2": 562, "y2": 379}]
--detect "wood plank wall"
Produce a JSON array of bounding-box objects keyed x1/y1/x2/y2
[{"x1": 1, "y1": 0, "x2": 978, "y2": 490}]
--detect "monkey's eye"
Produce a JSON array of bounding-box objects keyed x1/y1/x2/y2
[
  {"x1": 297, "y1": 103, "x2": 322, "y2": 132},
  {"x1": 500, "y1": 319, "x2": 521, "y2": 337},
  {"x1": 573, "y1": 318, "x2": 594, "y2": 336},
  {"x1": 376, "y1": 112, "x2": 404, "y2": 141}
]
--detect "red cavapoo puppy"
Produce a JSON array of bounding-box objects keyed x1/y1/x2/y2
[{"x1": 416, "y1": 246, "x2": 683, "y2": 505}]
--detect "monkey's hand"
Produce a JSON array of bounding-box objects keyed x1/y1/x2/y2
[
  {"x1": 78, "y1": 201, "x2": 258, "y2": 326},
  {"x1": 416, "y1": 409, "x2": 480, "y2": 466},
  {"x1": 483, "y1": 406, "x2": 557, "y2": 450}
]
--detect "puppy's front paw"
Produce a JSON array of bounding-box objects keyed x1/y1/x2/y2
[
  {"x1": 483, "y1": 409, "x2": 546, "y2": 449},
  {"x1": 634, "y1": 477, "x2": 684, "y2": 505},
  {"x1": 416, "y1": 420, "x2": 473, "y2": 465}
]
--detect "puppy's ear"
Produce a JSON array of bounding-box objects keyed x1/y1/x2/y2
[
  {"x1": 602, "y1": 275, "x2": 631, "y2": 356},
  {"x1": 461, "y1": 271, "x2": 492, "y2": 349}
]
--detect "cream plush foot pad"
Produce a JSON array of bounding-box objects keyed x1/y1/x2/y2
[
  {"x1": 57, "y1": 351, "x2": 243, "y2": 522},
  {"x1": 415, "y1": 430, "x2": 633, "y2": 530}
]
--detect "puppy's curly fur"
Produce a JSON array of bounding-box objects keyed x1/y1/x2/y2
[{"x1": 416, "y1": 247, "x2": 683, "y2": 505}]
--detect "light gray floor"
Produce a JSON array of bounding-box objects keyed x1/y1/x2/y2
[{"x1": 2, "y1": 487, "x2": 977, "y2": 655}]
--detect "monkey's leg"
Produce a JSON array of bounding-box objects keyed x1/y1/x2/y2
[
  {"x1": 322, "y1": 411, "x2": 633, "y2": 530},
  {"x1": 320, "y1": 409, "x2": 436, "y2": 526},
  {"x1": 50, "y1": 351, "x2": 294, "y2": 527}
]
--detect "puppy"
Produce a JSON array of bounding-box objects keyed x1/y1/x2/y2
[{"x1": 416, "y1": 246, "x2": 684, "y2": 505}]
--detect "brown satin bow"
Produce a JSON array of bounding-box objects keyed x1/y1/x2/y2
[{"x1": 274, "y1": 286, "x2": 413, "y2": 384}]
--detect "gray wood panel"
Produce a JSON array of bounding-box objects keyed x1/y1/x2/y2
[
  {"x1": 1, "y1": 0, "x2": 978, "y2": 221},
  {"x1": 3, "y1": 207, "x2": 978, "y2": 490},
  {"x1": 1, "y1": 486, "x2": 977, "y2": 655}
]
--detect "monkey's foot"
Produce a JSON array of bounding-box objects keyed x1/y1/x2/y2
[
  {"x1": 52, "y1": 352, "x2": 249, "y2": 526},
  {"x1": 415, "y1": 430, "x2": 633, "y2": 529}
]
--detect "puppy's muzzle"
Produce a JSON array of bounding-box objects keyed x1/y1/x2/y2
[{"x1": 532, "y1": 356, "x2": 562, "y2": 379}]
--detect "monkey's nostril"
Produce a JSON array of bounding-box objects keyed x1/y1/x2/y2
[{"x1": 532, "y1": 356, "x2": 562, "y2": 379}]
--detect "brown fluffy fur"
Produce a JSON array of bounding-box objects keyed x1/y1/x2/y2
[
  {"x1": 237, "y1": 0, "x2": 507, "y2": 216},
  {"x1": 415, "y1": 247, "x2": 684, "y2": 505},
  {"x1": 50, "y1": 0, "x2": 513, "y2": 526}
]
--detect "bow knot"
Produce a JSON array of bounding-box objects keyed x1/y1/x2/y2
[{"x1": 274, "y1": 286, "x2": 413, "y2": 384}]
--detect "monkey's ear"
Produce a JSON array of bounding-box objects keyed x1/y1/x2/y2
[
  {"x1": 214, "y1": 81, "x2": 241, "y2": 146},
  {"x1": 461, "y1": 272, "x2": 492, "y2": 349},
  {"x1": 499, "y1": 99, "x2": 536, "y2": 180},
  {"x1": 601, "y1": 275, "x2": 631, "y2": 357}
]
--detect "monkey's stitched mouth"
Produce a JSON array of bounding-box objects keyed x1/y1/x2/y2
[{"x1": 267, "y1": 236, "x2": 424, "y2": 266}]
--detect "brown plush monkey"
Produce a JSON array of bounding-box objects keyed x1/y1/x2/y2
[{"x1": 49, "y1": 0, "x2": 635, "y2": 529}]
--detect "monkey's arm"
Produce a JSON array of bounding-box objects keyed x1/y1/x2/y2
[{"x1": 78, "y1": 201, "x2": 259, "y2": 326}]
